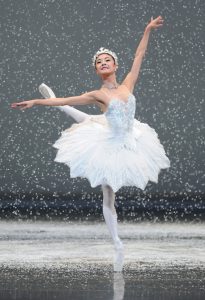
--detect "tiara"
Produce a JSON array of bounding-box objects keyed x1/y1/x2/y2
[{"x1": 92, "y1": 47, "x2": 118, "y2": 67}]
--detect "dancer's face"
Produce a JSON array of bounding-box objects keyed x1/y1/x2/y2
[{"x1": 95, "y1": 53, "x2": 118, "y2": 76}]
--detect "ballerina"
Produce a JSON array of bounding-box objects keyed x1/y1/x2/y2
[{"x1": 11, "y1": 16, "x2": 170, "y2": 272}]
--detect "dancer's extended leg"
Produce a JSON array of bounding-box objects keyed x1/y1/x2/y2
[
  {"x1": 38, "y1": 83, "x2": 90, "y2": 123},
  {"x1": 102, "y1": 184, "x2": 124, "y2": 272}
]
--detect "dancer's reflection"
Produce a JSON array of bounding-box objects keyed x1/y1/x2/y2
[{"x1": 113, "y1": 272, "x2": 125, "y2": 300}]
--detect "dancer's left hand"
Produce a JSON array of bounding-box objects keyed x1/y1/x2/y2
[{"x1": 146, "y1": 16, "x2": 164, "y2": 30}]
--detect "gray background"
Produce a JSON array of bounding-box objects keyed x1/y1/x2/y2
[{"x1": 0, "y1": 0, "x2": 204, "y2": 197}]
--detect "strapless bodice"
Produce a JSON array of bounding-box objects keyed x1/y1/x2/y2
[{"x1": 104, "y1": 94, "x2": 136, "y2": 136}]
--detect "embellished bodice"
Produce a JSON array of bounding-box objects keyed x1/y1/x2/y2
[{"x1": 104, "y1": 94, "x2": 136, "y2": 136}]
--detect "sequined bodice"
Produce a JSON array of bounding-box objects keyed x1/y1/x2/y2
[{"x1": 104, "y1": 94, "x2": 136, "y2": 136}]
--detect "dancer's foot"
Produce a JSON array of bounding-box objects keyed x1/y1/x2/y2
[
  {"x1": 39, "y1": 83, "x2": 56, "y2": 98},
  {"x1": 114, "y1": 239, "x2": 124, "y2": 272}
]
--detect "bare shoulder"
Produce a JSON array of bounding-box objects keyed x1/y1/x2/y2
[
  {"x1": 79, "y1": 90, "x2": 106, "y2": 113},
  {"x1": 85, "y1": 89, "x2": 107, "y2": 104},
  {"x1": 87, "y1": 89, "x2": 108, "y2": 112},
  {"x1": 82, "y1": 90, "x2": 102, "y2": 102}
]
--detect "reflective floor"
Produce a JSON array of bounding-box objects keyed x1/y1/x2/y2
[{"x1": 0, "y1": 220, "x2": 205, "y2": 299}]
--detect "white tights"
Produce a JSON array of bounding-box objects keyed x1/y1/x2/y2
[
  {"x1": 39, "y1": 83, "x2": 90, "y2": 122},
  {"x1": 39, "y1": 83, "x2": 124, "y2": 271},
  {"x1": 101, "y1": 185, "x2": 124, "y2": 271},
  {"x1": 101, "y1": 184, "x2": 122, "y2": 244}
]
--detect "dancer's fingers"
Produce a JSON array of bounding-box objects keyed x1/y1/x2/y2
[
  {"x1": 11, "y1": 101, "x2": 32, "y2": 110},
  {"x1": 11, "y1": 103, "x2": 23, "y2": 109}
]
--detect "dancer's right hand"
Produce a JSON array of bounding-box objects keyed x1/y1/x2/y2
[
  {"x1": 11, "y1": 100, "x2": 36, "y2": 110},
  {"x1": 146, "y1": 16, "x2": 164, "y2": 30}
]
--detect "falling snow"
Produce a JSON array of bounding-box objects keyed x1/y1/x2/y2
[{"x1": 0, "y1": 0, "x2": 204, "y2": 210}]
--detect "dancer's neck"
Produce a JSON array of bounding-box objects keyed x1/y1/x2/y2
[
  {"x1": 101, "y1": 73, "x2": 119, "y2": 90},
  {"x1": 102, "y1": 81, "x2": 119, "y2": 89}
]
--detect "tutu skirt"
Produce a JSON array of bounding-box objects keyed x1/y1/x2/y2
[{"x1": 53, "y1": 115, "x2": 170, "y2": 192}]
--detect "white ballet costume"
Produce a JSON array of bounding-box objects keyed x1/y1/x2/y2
[
  {"x1": 52, "y1": 93, "x2": 170, "y2": 192},
  {"x1": 39, "y1": 83, "x2": 170, "y2": 272}
]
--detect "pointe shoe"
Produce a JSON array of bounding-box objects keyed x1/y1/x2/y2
[
  {"x1": 39, "y1": 83, "x2": 56, "y2": 98},
  {"x1": 114, "y1": 239, "x2": 124, "y2": 272}
]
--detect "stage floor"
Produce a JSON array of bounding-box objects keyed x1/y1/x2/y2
[{"x1": 0, "y1": 220, "x2": 205, "y2": 299}]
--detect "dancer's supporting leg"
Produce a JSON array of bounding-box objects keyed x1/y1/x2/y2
[
  {"x1": 102, "y1": 184, "x2": 124, "y2": 272},
  {"x1": 38, "y1": 83, "x2": 90, "y2": 123}
]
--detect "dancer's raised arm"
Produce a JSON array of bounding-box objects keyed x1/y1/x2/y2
[
  {"x1": 122, "y1": 16, "x2": 164, "y2": 92},
  {"x1": 11, "y1": 90, "x2": 97, "y2": 110}
]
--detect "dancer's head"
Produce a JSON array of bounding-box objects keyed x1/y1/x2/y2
[{"x1": 92, "y1": 47, "x2": 118, "y2": 76}]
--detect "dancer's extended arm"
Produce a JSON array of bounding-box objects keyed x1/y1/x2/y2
[
  {"x1": 11, "y1": 91, "x2": 97, "y2": 110},
  {"x1": 122, "y1": 16, "x2": 164, "y2": 92}
]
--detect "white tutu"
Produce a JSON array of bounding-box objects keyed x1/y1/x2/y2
[{"x1": 53, "y1": 94, "x2": 170, "y2": 192}]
